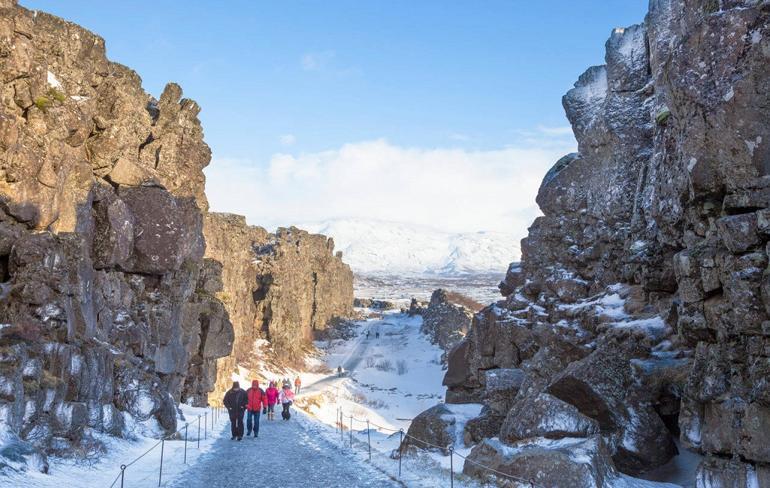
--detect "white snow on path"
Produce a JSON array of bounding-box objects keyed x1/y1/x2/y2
[
  {"x1": 1, "y1": 405, "x2": 225, "y2": 488},
  {"x1": 167, "y1": 412, "x2": 400, "y2": 488}
]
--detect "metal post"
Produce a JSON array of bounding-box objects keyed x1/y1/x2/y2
[
  {"x1": 197, "y1": 415, "x2": 201, "y2": 448},
  {"x1": 211, "y1": 408, "x2": 214, "y2": 430},
  {"x1": 204, "y1": 412, "x2": 208, "y2": 440},
  {"x1": 340, "y1": 410, "x2": 344, "y2": 444},
  {"x1": 184, "y1": 423, "x2": 188, "y2": 464},
  {"x1": 158, "y1": 438, "x2": 165, "y2": 487},
  {"x1": 449, "y1": 446, "x2": 454, "y2": 488},
  {"x1": 120, "y1": 464, "x2": 126, "y2": 488},
  {"x1": 366, "y1": 420, "x2": 371, "y2": 461},
  {"x1": 349, "y1": 416, "x2": 353, "y2": 447},
  {"x1": 398, "y1": 429, "x2": 404, "y2": 478}
]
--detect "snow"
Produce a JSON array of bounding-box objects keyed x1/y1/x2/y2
[
  {"x1": 301, "y1": 218, "x2": 518, "y2": 276},
  {"x1": 46, "y1": 71, "x2": 62, "y2": 89},
  {"x1": 4, "y1": 404, "x2": 224, "y2": 488}
]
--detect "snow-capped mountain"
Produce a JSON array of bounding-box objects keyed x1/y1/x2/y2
[{"x1": 301, "y1": 219, "x2": 519, "y2": 276}]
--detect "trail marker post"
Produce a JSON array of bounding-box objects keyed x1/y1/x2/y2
[{"x1": 366, "y1": 420, "x2": 371, "y2": 461}]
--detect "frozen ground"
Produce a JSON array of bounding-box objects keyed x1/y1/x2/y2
[
  {"x1": 0, "y1": 404, "x2": 226, "y2": 488},
  {"x1": 355, "y1": 273, "x2": 504, "y2": 304}
]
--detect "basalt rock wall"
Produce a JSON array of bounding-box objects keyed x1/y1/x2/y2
[
  {"x1": 0, "y1": 1, "x2": 233, "y2": 473},
  {"x1": 440, "y1": 1, "x2": 770, "y2": 485},
  {"x1": 204, "y1": 213, "x2": 354, "y2": 404}
]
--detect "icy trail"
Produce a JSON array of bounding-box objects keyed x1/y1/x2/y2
[{"x1": 167, "y1": 413, "x2": 400, "y2": 488}]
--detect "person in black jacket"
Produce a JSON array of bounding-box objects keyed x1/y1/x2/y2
[{"x1": 223, "y1": 381, "x2": 248, "y2": 440}]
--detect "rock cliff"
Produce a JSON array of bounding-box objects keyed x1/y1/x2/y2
[
  {"x1": 428, "y1": 1, "x2": 770, "y2": 485},
  {"x1": 419, "y1": 289, "x2": 476, "y2": 359},
  {"x1": 0, "y1": 0, "x2": 233, "y2": 472},
  {"x1": 0, "y1": 1, "x2": 353, "y2": 474},
  {"x1": 204, "y1": 213, "x2": 353, "y2": 404}
]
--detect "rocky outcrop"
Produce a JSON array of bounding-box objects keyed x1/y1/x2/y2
[
  {"x1": 422, "y1": 1, "x2": 770, "y2": 484},
  {"x1": 0, "y1": 1, "x2": 233, "y2": 473},
  {"x1": 419, "y1": 289, "x2": 475, "y2": 357},
  {"x1": 204, "y1": 214, "x2": 353, "y2": 403}
]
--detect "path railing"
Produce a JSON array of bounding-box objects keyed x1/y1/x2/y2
[
  {"x1": 108, "y1": 406, "x2": 223, "y2": 488},
  {"x1": 333, "y1": 407, "x2": 538, "y2": 487}
]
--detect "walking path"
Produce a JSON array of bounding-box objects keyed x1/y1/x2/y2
[
  {"x1": 167, "y1": 413, "x2": 399, "y2": 488},
  {"x1": 168, "y1": 325, "x2": 402, "y2": 488},
  {"x1": 297, "y1": 324, "x2": 374, "y2": 397}
]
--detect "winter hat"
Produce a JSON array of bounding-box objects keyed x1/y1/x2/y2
[{"x1": 232, "y1": 381, "x2": 240, "y2": 389}]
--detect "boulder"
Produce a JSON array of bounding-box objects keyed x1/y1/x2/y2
[
  {"x1": 500, "y1": 393, "x2": 599, "y2": 444},
  {"x1": 483, "y1": 368, "x2": 524, "y2": 415},
  {"x1": 463, "y1": 436, "x2": 616, "y2": 488},
  {"x1": 401, "y1": 404, "x2": 458, "y2": 455}
]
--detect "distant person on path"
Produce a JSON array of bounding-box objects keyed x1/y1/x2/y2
[
  {"x1": 280, "y1": 384, "x2": 295, "y2": 420},
  {"x1": 245, "y1": 380, "x2": 266, "y2": 437},
  {"x1": 223, "y1": 381, "x2": 248, "y2": 440},
  {"x1": 375, "y1": 331, "x2": 380, "y2": 339},
  {"x1": 265, "y1": 381, "x2": 279, "y2": 420},
  {"x1": 337, "y1": 365, "x2": 343, "y2": 377},
  {"x1": 294, "y1": 376, "x2": 302, "y2": 394}
]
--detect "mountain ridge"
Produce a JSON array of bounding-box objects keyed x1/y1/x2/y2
[{"x1": 300, "y1": 218, "x2": 520, "y2": 276}]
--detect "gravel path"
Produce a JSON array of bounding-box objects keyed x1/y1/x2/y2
[{"x1": 167, "y1": 411, "x2": 400, "y2": 488}]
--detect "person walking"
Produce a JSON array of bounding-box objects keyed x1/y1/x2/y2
[
  {"x1": 280, "y1": 384, "x2": 295, "y2": 420},
  {"x1": 294, "y1": 376, "x2": 302, "y2": 395},
  {"x1": 265, "y1": 381, "x2": 279, "y2": 421},
  {"x1": 245, "y1": 380, "x2": 266, "y2": 437},
  {"x1": 223, "y1": 381, "x2": 248, "y2": 440},
  {"x1": 337, "y1": 365, "x2": 343, "y2": 377}
]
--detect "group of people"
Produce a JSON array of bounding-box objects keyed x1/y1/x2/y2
[{"x1": 222, "y1": 377, "x2": 301, "y2": 440}]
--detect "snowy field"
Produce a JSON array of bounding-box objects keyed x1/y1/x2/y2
[{"x1": 355, "y1": 273, "x2": 504, "y2": 304}]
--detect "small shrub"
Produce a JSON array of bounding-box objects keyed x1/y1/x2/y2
[
  {"x1": 365, "y1": 356, "x2": 376, "y2": 368},
  {"x1": 396, "y1": 360, "x2": 408, "y2": 375},
  {"x1": 48, "y1": 88, "x2": 66, "y2": 103},
  {"x1": 375, "y1": 359, "x2": 393, "y2": 372},
  {"x1": 703, "y1": 0, "x2": 719, "y2": 14},
  {"x1": 655, "y1": 107, "x2": 671, "y2": 125},
  {"x1": 34, "y1": 96, "x2": 51, "y2": 111}
]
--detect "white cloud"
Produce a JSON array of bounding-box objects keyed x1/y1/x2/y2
[
  {"x1": 205, "y1": 138, "x2": 576, "y2": 241},
  {"x1": 279, "y1": 134, "x2": 296, "y2": 146}
]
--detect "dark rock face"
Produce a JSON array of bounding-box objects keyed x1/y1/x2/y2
[
  {"x1": 428, "y1": 1, "x2": 770, "y2": 484},
  {"x1": 0, "y1": 2, "x2": 233, "y2": 472},
  {"x1": 203, "y1": 214, "x2": 354, "y2": 402},
  {"x1": 420, "y1": 289, "x2": 474, "y2": 357}
]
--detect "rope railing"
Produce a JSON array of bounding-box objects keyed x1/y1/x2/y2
[
  {"x1": 333, "y1": 407, "x2": 538, "y2": 487},
  {"x1": 108, "y1": 406, "x2": 222, "y2": 488}
]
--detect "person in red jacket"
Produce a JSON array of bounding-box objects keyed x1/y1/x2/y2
[
  {"x1": 245, "y1": 380, "x2": 267, "y2": 437},
  {"x1": 265, "y1": 381, "x2": 280, "y2": 421}
]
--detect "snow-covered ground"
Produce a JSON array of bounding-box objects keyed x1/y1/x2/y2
[
  {"x1": 355, "y1": 272, "x2": 504, "y2": 304},
  {"x1": 2, "y1": 404, "x2": 227, "y2": 488},
  {"x1": 302, "y1": 218, "x2": 518, "y2": 276}
]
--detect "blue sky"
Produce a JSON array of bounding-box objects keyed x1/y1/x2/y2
[{"x1": 24, "y1": 1, "x2": 648, "y2": 236}]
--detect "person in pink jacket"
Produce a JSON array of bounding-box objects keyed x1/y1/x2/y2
[
  {"x1": 265, "y1": 382, "x2": 280, "y2": 421},
  {"x1": 279, "y1": 384, "x2": 295, "y2": 420}
]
